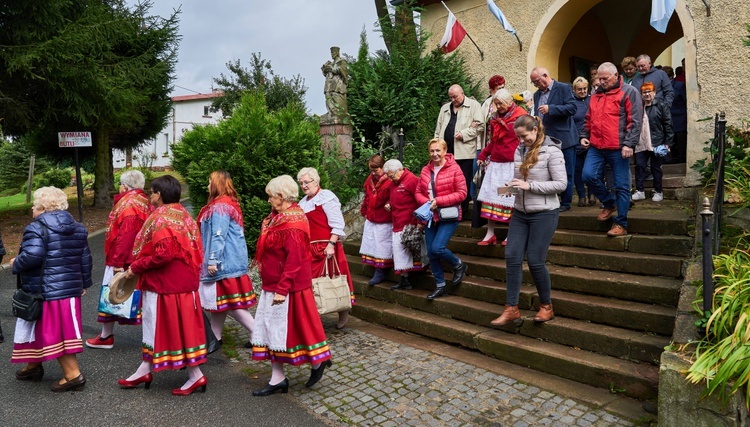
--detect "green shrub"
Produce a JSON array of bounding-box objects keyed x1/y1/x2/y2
[
  {"x1": 0, "y1": 137, "x2": 51, "y2": 190},
  {"x1": 691, "y1": 125, "x2": 750, "y2": 209},
  {"x1": 172, "y1": 91, "x2": 322, "y2": 252},
  {"x1": 22, "y1": 167, "x2": 73, "y2": 192}
]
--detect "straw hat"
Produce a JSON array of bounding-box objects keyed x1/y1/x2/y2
[{"x1": 109, "y1": 271, "x2": 139, "y2": 304}]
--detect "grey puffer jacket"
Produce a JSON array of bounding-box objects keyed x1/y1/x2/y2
[{"x1": 513, "y1": 136, "x2": 568, "y2": 214}]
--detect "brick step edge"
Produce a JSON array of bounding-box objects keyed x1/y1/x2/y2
[{"x1": 353, "y1": 296, "x2": 660, "y2": 401}]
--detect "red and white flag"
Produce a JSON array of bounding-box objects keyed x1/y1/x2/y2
[{"x1": 439, "y1": 11, "x2": 467, "y2": 53}]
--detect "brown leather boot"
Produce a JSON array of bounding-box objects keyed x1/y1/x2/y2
[
  {"x1": 533, "y1": 304, "x2": 554, "y2": 323},
  {"x1": 490, "y1": 305, "x2": 521, "y2": 326}
]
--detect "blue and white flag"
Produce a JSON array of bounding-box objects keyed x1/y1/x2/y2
[
  {"x1": 650, "y1": 0, "x2": 676, "y2": 33},
  {"x1": 486, "y1": 0, "x2": 515, "y2": 35}
]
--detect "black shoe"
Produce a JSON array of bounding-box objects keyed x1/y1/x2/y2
[
  {"x1": 253, "y1": 378, "x2": 289, "y2": 396},
  {"x1": 244, "y1": 341, "x2": 253, "y2": 349},
  {"x1": 305, "y1": 360, "x2": 332, "y2": 388},
  {"x1": 390, "y1": 276, "x2": 412, "y2": 290},
  {"x1": 452, "y1": 262, "x2": 467, "y2": 286},
  {"x1": 50, "y1": 373, "x2": 86, "y2": 392},
  {"x1": 427, "y1": 286, "x2": 447, "y2": 300},
  {"x1": 16, "y1": 365, "x2": 44, "y2": 382},
  {"x1": 368, "y1": 268, "x2": 386, "y2": 286},
  {"x1": 559, "y1": 205, "x2": 571, "y2": 212}
]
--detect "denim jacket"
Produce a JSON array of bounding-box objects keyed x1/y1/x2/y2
[{"x1": 199, "y1": 204, "x2": 249, "y2": 283}]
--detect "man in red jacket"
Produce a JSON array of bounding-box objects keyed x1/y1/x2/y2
[{"x1": 580, "y1": 62, "x2": 643, "y2": 237}]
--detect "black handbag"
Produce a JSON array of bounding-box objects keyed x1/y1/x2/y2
[
  {"x1": 12, "y1": 225, "x2": 48, "y2": 322},
  {"x1": 203, "y1": 311, "x2": 222, "y2": 355}
]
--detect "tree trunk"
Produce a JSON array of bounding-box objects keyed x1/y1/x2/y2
[
  {"x1": 374, "y1": 0, "x2": 393, "y2": 54},
  {"x1": 93, "y1": 127, "x2": 113, "y2": 208}
]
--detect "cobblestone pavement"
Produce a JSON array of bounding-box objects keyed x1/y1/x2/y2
[{"x1": 226, "y1": 317, "x2": 636, "y2": 427}]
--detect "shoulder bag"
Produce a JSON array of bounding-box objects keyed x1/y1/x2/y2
[
  {"x1": 312, "y1": 257, "x2": 352, "y2": 315},
  {"x1": 12, "y1": 225, "x2": 48, "y2": 322},
  {"x1": 430, "y1": 170, "x2": 459, "y2": 222}
]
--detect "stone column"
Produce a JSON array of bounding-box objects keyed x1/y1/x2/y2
[{"x1": 319, "y1": 116, "x2": 352, "y2": 159}]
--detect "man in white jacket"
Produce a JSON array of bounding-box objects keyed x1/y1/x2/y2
[{"x1": 434, "y1": 84, "x2": 483, "y2": 217}]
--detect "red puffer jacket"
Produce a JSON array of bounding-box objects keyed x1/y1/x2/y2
[
  {"x1": 415, "y1": 154, "x2": 467, "y2": 222},
  {"x1": 360, "y1": 174, "x2": 392, "y2": 223}
]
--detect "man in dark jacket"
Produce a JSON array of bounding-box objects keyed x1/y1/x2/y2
[
  {"x1": 631, "y1": 54, "x2": 674, "y2": 106},
  {"x1": 531, "y1": 67, "x2": 578, "y2": 212},
  {"x1": 580, "y1": 63, "x2": 643, "y2": 237}
]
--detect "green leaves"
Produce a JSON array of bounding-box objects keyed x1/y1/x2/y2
[{"x1": 172, "y1": 91, "x2": 321, "y2": 253}]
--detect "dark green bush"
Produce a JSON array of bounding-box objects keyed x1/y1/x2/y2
[
  {"x1": 22, "y1": 167, "x2": 73, "y2": 192},
  {"x1": 0, "y1": 137, "x2": 50, "y2": 190},
  {"x1": 172, "y1": 91, "x2": 322, "y2": 252}
]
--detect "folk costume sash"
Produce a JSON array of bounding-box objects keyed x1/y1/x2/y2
[
  {"x1": 104, "y1": 189, "x2": 151, "y2": 257},
  {"x1": 197, "y1": 195, "x2": 244, "y2": 228},
  {"x1": 132, "y1": 204, "x2": 203, "y2": 278},
  {"x1": 255, "y1": 203, "x2": 311, "y2": 271}
]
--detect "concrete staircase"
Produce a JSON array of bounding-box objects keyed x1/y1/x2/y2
[{"x1": 345, "y1": 193, "x2": 693, "y2": 401}]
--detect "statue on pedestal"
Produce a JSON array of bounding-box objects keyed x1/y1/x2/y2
[{"x1": 321, "y1": 46, "x2": 348, "y2": 123}]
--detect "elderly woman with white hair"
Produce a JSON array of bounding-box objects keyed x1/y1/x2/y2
[
  {"x1": 475, "y1": 89, "x2": 528, "y2": 245},
  {"x1": 11, "y1": 186, "x2": 93, "y2": 391},
  {"x1": 383, "y1": 159, "x2": 426, "y2": 290},
  {"x1": 297, "y1": 167, "x2": 354, "y2": 329},
  {"x1": 250, "y1": 175, "x2": 332, "y2": 396},
  {"x1": 86, "y1": 169, "x2": 152, "y2": 350}
]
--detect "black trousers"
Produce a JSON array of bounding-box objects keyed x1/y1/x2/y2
[{"x1": 456, "y1": 158, "x2": 474, "y2": 218}]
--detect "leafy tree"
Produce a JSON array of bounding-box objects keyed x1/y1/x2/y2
[
  {"x1": 0, "y1": 0, "x2": 179, "y2": 208},
  {"x1": 0, "y1": 137, "x2": 51, "y2": 191},
  {"x1": 211, "y1": 53, "x2": 308, "y2": 116},
  {"x1": 172, "y1": 91, "x2": 321, "y2": 251},
  {"x1": 348, "y1": 1, "x2": 481, "y2": 150}
]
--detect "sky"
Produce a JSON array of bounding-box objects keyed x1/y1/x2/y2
[{"x1": 140, "y1": 1, "x2": 388, "y2": 116}]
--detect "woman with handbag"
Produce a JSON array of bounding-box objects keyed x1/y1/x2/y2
[
  {"x1": 86, "y1": 170, "x2": 152, "y2": 350},
  {"x1": 359, "y1": 154, "x2": 394, "y2": 286},
  {"x1": 476, "y1": 89, "x2": 528, "y2": 246},
  {"x1": 250, "y1": 175, "x2": 332, "y2": 396},
  {"x1": 490, "y1": 116, "x2": 567, "y2": 326},
  {"x1": 415, "y1": 138, "x2": 468, "y2": 300},
  {"x1": 383, "y1": 159, "x2": 426, "y2": 291},
  {"x1": 11, "y1": 187, "x2": 93, "y2": 392},
  {"x1": 198, "y1": 171, "x2": 256, "y2": 346},
  {"x1": 297, "y1": 167, "x2": 354, "y2": 329},
  {"x1": 119, "y1": 175, "x2": 208, "y2": 396}
]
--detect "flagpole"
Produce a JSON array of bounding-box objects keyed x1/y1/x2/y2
[
  {"x1": 514, "y1": 33, "x2": 522, "y2": 52},
  {"x1": 441, "y1": 1, "x2": 484, "y2": 61}
]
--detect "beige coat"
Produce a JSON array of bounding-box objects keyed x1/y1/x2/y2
[
  {"x1": 513, "y1": 136, "x2": 568, "y2": 214},
  {"x1": 434, "y1": 96, "x2": 484, "y2": 161}
]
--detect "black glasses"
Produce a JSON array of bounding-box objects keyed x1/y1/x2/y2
[{"x1": 299, "y1": 179, "x2": 315, "y2": 186}]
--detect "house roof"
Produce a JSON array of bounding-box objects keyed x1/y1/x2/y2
[{"x1": 171, "y1": 92, "x2": 224, "y2": 102}]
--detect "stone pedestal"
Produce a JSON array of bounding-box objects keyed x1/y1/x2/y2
[
  {"x1": 320, "y1": 117, "x2": 352, "y2": 159},
  {"x1": 659, "y1": 351, "x2": 749, "y2": 426}
]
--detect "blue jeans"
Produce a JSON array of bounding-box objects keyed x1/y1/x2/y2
[
  {"x1": 424, "y1": 220, "x2": 461, "y2": 287},
  {"x1": 560, "y1": 146, "x2": 576, "y2": 207},
  {"x1": 574, "y1": 149, "x2": 588, "y2": 198},
  {"x1": 471, "y1": 150, "x2": 481, "y2": 199},
  {"x1": 505, "y1": 209, "x2": 559, "y2": 306},
  {"x1": 582, "y1": 146, "x2": 631, "y2": 228}
]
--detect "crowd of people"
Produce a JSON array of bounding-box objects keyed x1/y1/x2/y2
[{"x1": 2, "y1": 51, "x2": 687, "y2": 394}]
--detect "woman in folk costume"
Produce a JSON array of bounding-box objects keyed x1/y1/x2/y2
[
  {"x1": 86, "y1": 170, "x2": 152, "y2": 350},
  {"x1": 251, "y1": 175, "x2": 332, "y2": 396},
  {"x1": 198, "y1": 171, "x2": 256, "y2": 346},
  {"x1": 359, "y1": 154, "x2": 393, "y2": 286},
  {"x1": 119, "y1": 175, "x2": 208, "y2": 396},
  {"x1": 297, "y1": 167, "x2": 354, "y2": 329},
  {"x1": 382, "y1": 159, "x2": 426, "y2": 291},
  {"x1": 476, "y1": 89, "x2": 528, "y2": 246}
]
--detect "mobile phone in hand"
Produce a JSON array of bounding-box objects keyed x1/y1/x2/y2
[{"x1": 497, "y1": 186, "x2": 518, "y2": 195}]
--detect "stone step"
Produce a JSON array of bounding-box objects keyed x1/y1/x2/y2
[
  {"x1": 353, "y1": 270, "x2": 675, "y2": 336},
  {"x1": 352, "y1": 295, "x2": 660, "y2": 400},
  {"x1": 345, "y1": 252, "x2": 682, "y2": 306}
]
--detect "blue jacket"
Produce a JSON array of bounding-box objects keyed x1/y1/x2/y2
[
  {"x1": 13, "y1": 210, "x2": 93, "y2": 301},
  {"x1": 533, "y1": 80, "x2": 578, "y2": 150},
  {"x1": 572, "y1": 95, "x2": 590, "y2": 154},
  {"x1": 199, "y1": 203, "x2": 249, "y2": 283},
  {"x1": 670, "y1": 79, "x2": 687, "y2": 132}
]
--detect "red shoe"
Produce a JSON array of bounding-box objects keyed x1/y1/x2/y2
[
  {"x1": 118, "y1": 373, "x2": 153, "y2": 389},
  {"x1": 501, "y1": 238, "x2": 508, "y2": 246},
  {"x1": 85, "y1": 334, "x2": 114, "y2": 349},
  {"x1": 172, "y1": 376, "x2": 208, "y2": 396},
  {"x1": 477, "y1": 235, "x2": 497, "y2": 246}
]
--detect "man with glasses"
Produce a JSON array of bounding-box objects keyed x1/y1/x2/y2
[
  {"x1": 580, "y1": 63, "x2": 643, "y2": 237},
  {"x1": 530, "y1": 67, "x2": 578, "y2": 212},
  {"x1": 631, "y1": 54, "x2": 674, "y2": 106}
]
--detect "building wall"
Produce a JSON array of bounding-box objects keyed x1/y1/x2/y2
[
  {"x1": 113, "y1": 96, "x2": 222, "y2": 169},
  {"x1": 421, "y1": 0, "x2": 750, "y2": 184}
]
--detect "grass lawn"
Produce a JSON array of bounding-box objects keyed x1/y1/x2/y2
[{"x1": 0, "y1": 192, "x2": 33, "y2": 213}]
